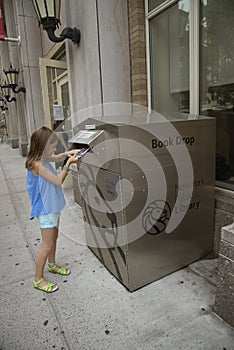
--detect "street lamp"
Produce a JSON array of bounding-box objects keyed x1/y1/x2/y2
[
  {"x1": 0, "y1": 84, "x2": 16, "y2": 103},
  {"x1": 4, "y1": 64, "x2": 26, "y2": 94},
  {"x1": 32, "y1": 0, "x2": 81, "y2": 44}
]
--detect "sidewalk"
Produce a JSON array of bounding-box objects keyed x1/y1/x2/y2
[{"x1": 0, "y1": 142, "x2": 233, "y2": 350}]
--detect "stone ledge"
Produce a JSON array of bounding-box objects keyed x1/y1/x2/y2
[
  {"x1": 214, "y1": 224, "x2": 234, "y2": 327},
  {"x1": 219, "y1": 240, "x2": 234, "y2": 261},
  {"x1": 222, "y1": 223, "x2": 234, "y2": 244},
  {"x1": 214, "y1": 210, "x2": 233, "y2": 256}
]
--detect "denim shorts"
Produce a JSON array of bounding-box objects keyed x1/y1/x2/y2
[{"x1": 37, "y1": 212, "x2": 60, "y2": 229}]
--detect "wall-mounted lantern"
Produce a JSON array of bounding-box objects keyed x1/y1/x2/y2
[
  {"x1": 32, "y1": 0, "x2": 81, "y2": 44},
  {"x1": 3, "y1": 65, "x2": 26, "y2": 93},
  {"x1": 1, "y1": 84, "x2": 16, "y2": 103}
]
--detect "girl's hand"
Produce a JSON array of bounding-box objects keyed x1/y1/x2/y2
[
  {"x1": 65, "y1": 149, "x2": 80, "y2": 158},
  {"x1": 67, "y1": 155, "x2": 80, "y2": 165}
]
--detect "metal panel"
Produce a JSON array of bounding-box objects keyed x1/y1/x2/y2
[
  {"x1": 68, "y1": 130, "x2": 104, "y2": 145},
  {"x1": 78, "y1": 164, "x2": 129, "y2": 287},
  {"x1": 74, "y1": 114, "x2": 215, "y2": 291}
]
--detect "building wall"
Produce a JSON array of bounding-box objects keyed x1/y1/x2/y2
[
  {"x1": 16, "y1": 0, "x2": 44, "y2": 135},
  {"x1": 0, "y1": 0, "x2": 45, "y2": 149},
  {"x1": 65, "y1": 0, "x2": 131, "y2": 125}
]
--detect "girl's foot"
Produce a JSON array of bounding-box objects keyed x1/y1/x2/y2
[
  {"x1": 33, "y1": 278, "x2": 59, "y2": 293},
  {"x1": 48, "y1": 263, "x2": 71, "y2": 276}
]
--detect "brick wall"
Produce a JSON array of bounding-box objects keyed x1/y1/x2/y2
[{"x1": 128, "y1": 0, "x2": 147, "y2": 107}]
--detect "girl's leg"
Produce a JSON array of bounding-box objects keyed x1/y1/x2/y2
[
  {"x1": 46, "y1": 220, "x2": 71, "y2": 275},
  {"x1": 47, "y1": 225, "x2": 58, "y2": 264},
  {"x1": 34, "y1": 227, "x2": 58, "y2": 284}
]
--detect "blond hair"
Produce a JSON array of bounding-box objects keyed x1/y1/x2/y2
[{"x1": 25, "y1": 126, "x2": 57, "y2": 169}]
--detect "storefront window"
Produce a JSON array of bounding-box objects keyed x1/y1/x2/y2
[
  {"x1": 149, "y1": 0, "x2": 190, "y2": 113},
  {"x1": 200, "y1": 0, "x2": 234, "y2": 190},
  {"x1": 148, "y1": 0, "x2": 165, "y2": 12}
]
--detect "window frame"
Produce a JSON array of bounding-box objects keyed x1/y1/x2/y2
[
  {"x1": 39, "y1": 58, "x2": 67, "y2": 127},
  {"x1": 145, "y1": 0, "x2": 234, "y2": 193},
  {"x1": 145, "y1": 0, "x2": 199, "y2": 113}
]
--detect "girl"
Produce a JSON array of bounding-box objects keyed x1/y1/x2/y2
[{"x1": 25, "y1": 126, "x2": 79, "y2": 293}]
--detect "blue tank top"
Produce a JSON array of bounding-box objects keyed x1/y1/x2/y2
[{"x1": 26, "y1": 160, "x2": 66, "y2": 220}]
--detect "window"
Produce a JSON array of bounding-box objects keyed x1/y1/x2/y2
[
  {"x1": 200, "y1": 0, "x2": 234, "y2": 190},
  {"x1": 39, "y1": 58, "x2": 67, "y2": 128},
  {"x1": 147, "y1": 0, "x2": 234, "y2": 191},
  {"x1": 39, "y1": 46, "x2": 71, "y2": 130},
  {"x1": 149, "y1": 0, "x2": 190, "y2": 113},
  {"x1": 148, "y1": 0, "x2": 166, "y2": 12}
]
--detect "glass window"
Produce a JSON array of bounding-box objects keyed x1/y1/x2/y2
[
  {"x1": 56, "y1": 67, "x2": 66, "y2": 78},
  {"x1": 52, "y1": 44, "x2": 66, "y2": 61},
  {"x1": 53, "y1": 81, "x2": 57, "y2": 101},
  {"x1": 149, "y1": 0, "x2": 190, "y2": 113},
  {"x1": 200, "y1": 0, "x2": 234, "y2": 190},
  {"x1": 52, "y1": 67, "x2": 56, "y2": 80},
  {"x1": 148, "y1": 0, "x2": 165, "y2": 12},
  {"x1": 60, "y1": 81, "x2": 70, "y2": 119}
]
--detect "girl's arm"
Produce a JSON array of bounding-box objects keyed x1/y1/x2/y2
[
  {"x1": 33, "y1": 157, "x2": 78, "y2": 186},
  {"x1": 47, "y1": 149, "x2": 80, "y2": 162}
]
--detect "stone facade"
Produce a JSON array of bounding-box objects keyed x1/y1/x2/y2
[
  {"x1": 214, "y1": 223, "x2": 234, "y2": 327},
  {"x1": 214, "y1": 190, "x2": 234, "y2": 256}
]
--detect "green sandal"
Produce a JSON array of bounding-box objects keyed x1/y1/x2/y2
[
  {"x1": 48, "y1": 264, "x2": 71, "y2": 276},
  {"x1": 33, "y1": 278, "x2": 59, "y2": 293}
]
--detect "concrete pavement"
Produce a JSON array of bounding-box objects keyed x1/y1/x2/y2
[{"x1": 0, "y1": 142, "x2": 233, "y2": 350}]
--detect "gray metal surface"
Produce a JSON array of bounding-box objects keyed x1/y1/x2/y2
[{"x1": 74, "y1": 113, "x2": 215, "y2": 291}]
